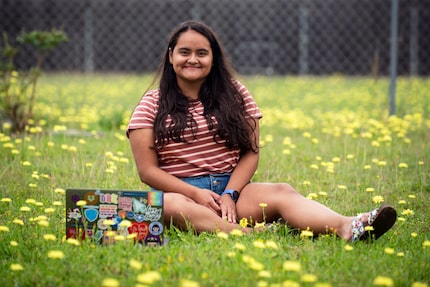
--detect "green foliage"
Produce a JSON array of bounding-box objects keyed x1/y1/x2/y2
[
  {"x1": 0, "y1": 29, "x2": 68, "y2": 133},
  {"x1": 0, "y1": 74, "x2": 429, "y2": 286}
]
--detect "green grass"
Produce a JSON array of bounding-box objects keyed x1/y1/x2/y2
[{"x1": 1, "y1": 73, "x2": 429, "y2": 287}]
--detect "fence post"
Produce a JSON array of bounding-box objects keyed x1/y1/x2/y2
[{"x1": 389, "y1": 0, "x2": 399, "y2": 116}]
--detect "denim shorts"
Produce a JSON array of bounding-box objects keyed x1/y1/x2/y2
[
  {"x1": 150, "y1": 173, "x2": 231, "y2": 195},
  {"x1": 178, "y1": 173, "x2": 231, "y2": 195}
]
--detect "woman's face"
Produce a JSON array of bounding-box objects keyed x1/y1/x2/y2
[{"x1": 169, "y1": 29, "x2": 213, "y2": 88}]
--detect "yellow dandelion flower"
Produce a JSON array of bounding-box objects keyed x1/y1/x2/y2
[
  {"x1": 301, "y1": 273, "x2": 317, "y2": 283},
  {"x1": 13, "y1": 219, "x2": 24, "y2": 226},
  {"x1": 259, "y1": 202, "x2": 267, "y2": 208},
  {"x1": 398, "y1": 217, "x2": 406, "y2": 222},
  {"x1": 311, "y1": 138, "x2": 319, "y2": 144},
  {"x1": 315, "y1": 283, "x2": 332, "y2": 287},
  {"x1": 423, "y1": 240, "x2": 430, "y2": 248},
  {"x1": 265, "y1": 240, "x2": 279, "y2": 250},
  {"x1": 52, "y1": 201, "x2": 63, "y2": 206},
  {"x1": 398, "y1": 200, "x2": 406, "y2": 205},
  {"x1": 10, "y1": 264, "x2": 24, "y2": 271},
  {"x1": 398, "y1": 163, "x2": 408, "y2": 168},
  {"x1": 303, "y1": 132, "x2": 311, "y2": 138},
  {"x1": 43, "y1": 234, "x2": 57, "y2": 241},
  {"x1": 249, "y1": 260, "x2": 264, "y2": 271},
  {"x1": 37, "y1": 220, "x2": 49, "y2": 227},
  {"x1": 377, "y1": 161, "x2": 387, "y2": 166},
  {"x1": 227, "y1": 251, "x2": 236, "y2": 257},
  {"x1": 411, "y1": 232, "x2": 418, "y2": 238},
  {"x1": 253, "y1": 240, "x2": 266, "y2": 249},
  {"x1": 418, "y1": 161, "x2": 424, "y2": 165},
  {"x1": 306, "y1": 192, "x2": 318, "y2": 199},
  {"x1": 337, "y1": 185, "x2": 347, "y2": 190},
  {"x1": 396, "y1": 252, "x2": 404, "y2": 257},
  {"x1": 86, "y1": 162, "x2": 93, "y2": 167},
  {"x1": 302, "y1": 180, "x2": 311, "y2": 186},
  {"x1": 216, "y1": 231, "x2": 228, "y2": 240},
  {"x1": 10, "y1": 241, "x2": 18, "y2": 246},
  {"x1": 283, "y1": 260, "x2": 301, "y2": 272},
  {"x1": 230, "y1": 229, "x2": 243, "y2": 236},
  {"x1": 384, "y1": 247, "x2": 395, "y2": 255},
  {"x1": 282, "y1": 280, "x2": 300, "y2": 287},
  {"x1": 101, "y1": 278, "x2": 120, "y2": 287},
  {"x1": 1, "y1": 198, "x2": 12, "y2": 202},
  {"x1": 129, "y1": 259, "x2": 142, "y2": 270},
  {"x1": 408, "y1": 194, "x2": 416, "y2": 199},
  {"x1": 373, "y1": 275, "x2": 394, "y2": 286},
  {"x1": 114, "y1": 235, "x2": 125, "y2": 241},
  {"x1": 126, "y1": 233, "x2": 137, "y2": 240},
  {"x1": 179, "y1": 279, "x2": 200, "y2": 287},
  {"x1": 373, "y1": 195, "x2": 384, "y2": 204},
  {"x1": 76, "y1": 200, "x2": 87, "y2": 207},
  {"x1": 365, "y1": 226, "x2": 375, "y2": 232},
  {"x1": 54, "y1": 188, "x2": 66, "y2": 194},
  {"x1": 234, "y1": 243, "x2": 246, "y2": 250},
  {"x1": 412, "y1": 282, "x2": 428, "y2": 287},
  {"x1": 318, "y1": 191, "x2": 327, "y2": 196},
  {"x1": 66, "y1": 238, "x2": 81, "y2": 246},
  {"x1": 364, "y1": 165, "x2": 372, "y2": 170},
  {"x1": 137, "y1": 270, "x2": 162, "y2": 284},
  {"x1": 25, "y1": 198, "x2": 36, "y2": 204},
  {"x1": 254, "y1": 221, "x2": 265, "y2": 229},
  {"x1": 401, "y1": 209, "x2": 414, "y2": 216},
  {"x1": 310, "y1": 164, "x2": 319, "y2": 169},
  {"x1": 22, "y1": 161, "x2": 31, "y2": 166},
  {"x1": 332, "y1": 157, "x2": 341, "y2": 163},
  {"x1": 20, "y1": 206, "x2": 31, "y2": 212},
  {"x1": 344, "y1": 244, "x2": 354, "y2": 251},
  {"x1": 366, "y1": 187, "x2": 375, "y2": 192},
  {"x1": 258, "y1": 270, "x2": 272, "y2": 278},
  {"x1": 282, "y1": 149, "x2": 291, "y2": 155},
  {"x1": 47, "y1": 250, "x2": 65, "y2": 259},
  {"x1": 0, "y1": 225, "x2": 10, "y2": 232},
  {"x1": 300, "y1": 229, "x2": 314, "y2": 238},
  {"x1": 44, "y1": 207, "x2": 55, "y2": 213}
]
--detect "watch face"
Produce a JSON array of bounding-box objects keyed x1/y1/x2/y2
[{"x1": 233, "y1": 191, "x2": 239, "y2": 201}]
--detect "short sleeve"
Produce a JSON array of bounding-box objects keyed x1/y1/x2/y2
[
  {"x1": 233, "y1": 80, "x2": 263, "y2": 119},
  {"x1": 126, "y1": 89, "x2": 160, "y2": 137}
]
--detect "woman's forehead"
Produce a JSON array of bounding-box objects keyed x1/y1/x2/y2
[{"x1": 175, "y1": 30, "x2": 211, "y2": 50}]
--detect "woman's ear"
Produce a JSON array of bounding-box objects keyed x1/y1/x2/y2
[{"x1": 168, "y1": 47, "x2": 173, "y2": 64}]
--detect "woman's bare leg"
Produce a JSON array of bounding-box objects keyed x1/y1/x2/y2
[
  {"x1": 164, "y1": 192, "x2": 251, "y2": 233},
  {"x1": 237, "y1": 182, "x2": 355, "y2": 240}
]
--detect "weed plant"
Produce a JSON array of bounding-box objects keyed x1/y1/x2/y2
[{"x1": 0, "y1": 74, "x2": 429, "y2": 287}]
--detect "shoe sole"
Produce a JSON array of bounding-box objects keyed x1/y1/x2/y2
[{"x1": 361, "y1": 205, "x2": 397, "y2": 241}]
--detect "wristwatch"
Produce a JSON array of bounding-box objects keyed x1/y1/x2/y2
[{"x1": 221, "y1": 189, "x2": 240, "y2": 202}]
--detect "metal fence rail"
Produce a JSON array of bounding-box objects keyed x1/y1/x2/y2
[{"x1": 1, "y1": 0, "x2": 429, "y2": 75}]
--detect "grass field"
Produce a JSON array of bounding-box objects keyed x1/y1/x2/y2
[{"x1": 1, "y1": 73, "x2": 429, "y2": 287}]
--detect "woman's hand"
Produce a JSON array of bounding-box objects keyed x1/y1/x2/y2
[
  {"x1": 192, "y1": 188, "x2": 222, "y2": 215},
  {"x1": 217, "y1": 195, "x2": 237, "y2": 223}
]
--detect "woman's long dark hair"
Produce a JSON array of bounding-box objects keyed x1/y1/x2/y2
[{"x1": 153, "y1": 20, "x2": 258, "y2": 154}]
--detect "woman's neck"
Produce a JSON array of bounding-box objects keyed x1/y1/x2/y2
[{"x1": 177, "y1": 79, "x2": 203, "y2": 100}]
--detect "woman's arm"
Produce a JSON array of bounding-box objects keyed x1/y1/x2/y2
[
  {"x1": 225, "y1": 119, "x2": 260, "y2": 192},
  {"x1": 128, "y1": 128, "x2": 222, "y2": 213},
  {"x1": 217, "y1": 119, "x2": 260, "y2": 223}
]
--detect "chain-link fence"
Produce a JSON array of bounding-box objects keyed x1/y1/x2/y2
[{"x1": 1, "y1": 0, "x2": 429, "y2": 75}]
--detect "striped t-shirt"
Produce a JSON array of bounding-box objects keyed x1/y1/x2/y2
[{"x1": 127, "y1": 81, "x2": 262, "y2": 178}]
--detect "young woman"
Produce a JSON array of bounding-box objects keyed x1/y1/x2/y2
[{"x1": 127, "y1": 20, "x2": 397, "y2": 242}]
